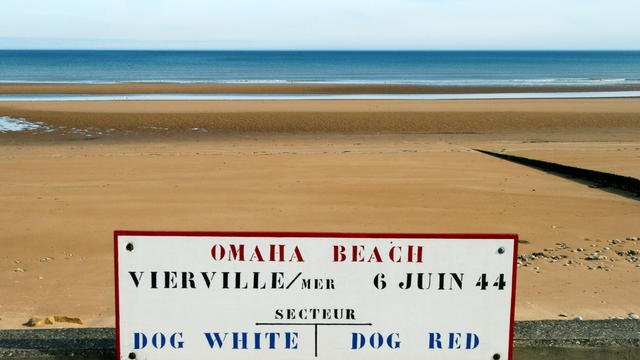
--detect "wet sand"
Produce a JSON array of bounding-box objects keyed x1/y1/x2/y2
[
  {"x1": 0, "y1": 97, "x2": 639, "y2": 329},
  {"x1": 2, "y1": 82, "x2": 640, "y2": 95},
  {"x1": 1, "y1": 98, "x2": 639, "y2": 141}
]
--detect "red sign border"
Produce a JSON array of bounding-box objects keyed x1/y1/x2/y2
[{"x1": 114, "y1": 230, "x2": 518, "y2": 360}]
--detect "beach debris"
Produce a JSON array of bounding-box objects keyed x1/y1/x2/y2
[
  {"x1": 585, "y1": 253, "x2": 606, "y2": 261},
  {"x1": 39, "y1": 256, "x2": 54, "y2": 262},
  {"x1": 52, "y1": 315, "x2": 83, "y2": 325},
  {"x1": 515, "y1": 235, "x2": 639, "y2": 271},
  {"x1": 23, "y1": 315, "x2": 83, "y2": 327},
  {"x1": 558, "y1": 313, "x2": 568, "y2": 318},
  {"x1": 23, "y1": 317, "x2": 52, "y2": 327},
  {"x1": 573, "y1": 316, "x2": 583, "y2": 321},
  {"x1": 13, "y1": 267, "x2": 25, "y2": 272},
  {"x1": 629, "y1": 313, "x2": 640, "y2": 320},
  {"x1": 626, "y1": 236, "x2": 638, "y2": 241}
]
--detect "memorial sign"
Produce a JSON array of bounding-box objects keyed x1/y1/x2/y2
[{"x1": 115, "y1": 231, "x2": 518, "y2": 359}]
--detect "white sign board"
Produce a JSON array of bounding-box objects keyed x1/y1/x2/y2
[{"x1": 115, "y1": 231, "x2": 517, "y2": 360}]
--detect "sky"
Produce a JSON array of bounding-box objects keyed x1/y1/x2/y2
[{"x1": 0, "y1": 0, "x2": 638, "y2": 50}]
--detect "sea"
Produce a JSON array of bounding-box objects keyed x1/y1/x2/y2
[{"x1": 1, "y1": 50, "x2": 639, "y2": 86}]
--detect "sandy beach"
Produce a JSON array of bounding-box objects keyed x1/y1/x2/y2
[{"x1": 1, "y1": 89, "x2": 639, "y2": 329}]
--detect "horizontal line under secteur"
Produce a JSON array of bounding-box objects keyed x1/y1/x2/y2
[{"x1": 256, "y1": 322, "x2": 373, "y2": 326}]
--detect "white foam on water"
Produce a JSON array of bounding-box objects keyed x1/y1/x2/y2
[
  {"x1": 0, "y1": 116, "x2": 44, "y2": 132},
  {"x1": 0, "y1": 78, "x2": 638, "y2": 86},
  {"x1": 0, "y1": 91, "x2": 639, "y2": 101}
]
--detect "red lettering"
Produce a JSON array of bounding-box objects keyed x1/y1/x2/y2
[
  {"x1": 389, "y1": 246, "x2": 402, "y2": 262},
  {"x1": 270, "y1": 244, "x2": 285, "y2": 262},
  {"x1": 407, "y1": 245, "x2": 423, "y2": 263},
  {"x1": 368, "y1": 247, "x2": 382, "y2": 262},
  {"x1": 333, "y1": 245, "x2": 346, "y2": 262},
  {"x1": 352, "y1": 245, "x2": 365, "y2": 262},
  {"x1": 291, "y1": 246, "x2": 305, "y2": 262},
  {"x1": 211, "y1": 244, "x2": 225, "y2": 261},
  {"x1": 228, "y1": 244, "x2": 245, "y2": 261},
  {"x1": 250, "y1": 246, "x2": 265, "y2": 262}
]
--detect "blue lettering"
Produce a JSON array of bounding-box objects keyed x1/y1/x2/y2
[
  {"x1": 204, "y1": 333, "x2": 228, "y2": 348},
  {"x1": 203, "y1": 331, "x2": 299, "y2": 350},
  {"x1": 387, "y1": 333, "x2": 401, "y2": 349},
  {"x1": 170, "y1": 333, "x2": 184, "y2": 349},
  {"x1": 266, "y1": 332, "x2": 280, "y2": 349},
  {"x1": 151, "y1": 333, "x2": 166, "y2": 348},
  {"x1": 466, "y1": 333, "x2": 480, "y2": 349},
  {"x1": 428, "y1": 333, "x2": 442, "y2": 349},
  {"x1": 448, "y1": 333, "x2": 461, "y2": 349},
  {"x1": 285, "y1": 332, "x2": 299, "y2": 349},
  {"x1": 369, "y1": 333, "x2": 384, "y2": 349},
  {"x1": 232, "y1": 332, "x2": 248, "y2": 349},
  {"x1": 133, "y1": 333, "x2": 147, "y2": 350},
  {"x1": 351, "y1": 333, "x2": 365, "y2": 349},
  {"x1": 428, "y1": 332, "x2": 480, "y2": 350},
  {"x1": 352, "y1": 332, "x2": 400, "y2": 350}
]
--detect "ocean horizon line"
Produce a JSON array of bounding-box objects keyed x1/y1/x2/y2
[{"x1": 2, "y1": 49, "x2": 640, "y2": 52}]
